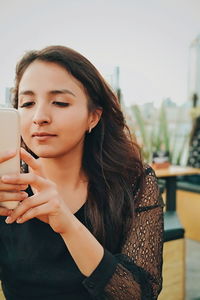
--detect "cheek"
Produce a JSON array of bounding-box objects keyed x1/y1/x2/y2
[{"x1": 60, "y1": 109, "x2": 89, "y2": 132}]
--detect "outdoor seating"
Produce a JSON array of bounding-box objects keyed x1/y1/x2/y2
[
  {"x1": 177, "y1": 180, "x2": 200, "y2": 193},
  {"x1": 159, "y1": 212, "x2": 185, "y2": 299},
  {"x1": 164, "y1": 211, "x2": 185, "y2": 242},
  {"x1": 177, "y1": 188, "x2": 200, "y2": 242}
]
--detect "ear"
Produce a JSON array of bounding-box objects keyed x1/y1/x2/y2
[{"x1": 88, "y1": 108, "x2": 103, "y2": 132}]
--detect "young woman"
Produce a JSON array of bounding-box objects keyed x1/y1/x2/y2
[{"x1": 0, "y1": 46, "x2": 164, "y2": 300}]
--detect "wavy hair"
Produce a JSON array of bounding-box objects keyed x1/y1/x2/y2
[{"x1": 13, "y1": 46, "x2": 145, "y2": 252}]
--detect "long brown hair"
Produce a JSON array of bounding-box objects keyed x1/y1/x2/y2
[{"x1": 13, "y1": 46, "x2": 145, "y2": 252}]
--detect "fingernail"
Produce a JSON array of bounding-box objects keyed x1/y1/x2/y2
[
  {"x1": 16, "y1": 218, "x2": 22, "y2": 223},
  {"x1": 7, "y1": 150, "x2": 16, "y2": 156},
  {"x1": 1, "y1": 175, "x2": 12, "y2": 181},
  {"x1": 5, "y1": 217, "x2": 12, "y2": 224}
]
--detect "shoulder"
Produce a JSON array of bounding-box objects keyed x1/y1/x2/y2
[{"x1": 133, "y1": 164, "x2": 163, "y2": 210}]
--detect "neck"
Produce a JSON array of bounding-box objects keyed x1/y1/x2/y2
[{"x1": 39, "y1": 152, "x2": 87, "y2": 190}]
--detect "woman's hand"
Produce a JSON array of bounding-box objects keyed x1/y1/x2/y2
[
  {"x1": 1, "y1": 148, "x2": 73, "y2": 234},
  {"x1": 0, "y1": 150, "x2": 28, "y2": 216}
]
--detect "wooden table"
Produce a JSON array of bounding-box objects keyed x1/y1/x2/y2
[{"x1": 154, "y1": 166, "x2": 200, "y2": 211}]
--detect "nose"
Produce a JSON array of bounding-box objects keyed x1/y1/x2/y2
[{"x1": 33, "y1": 105, "x2": 51, "y2": 126}]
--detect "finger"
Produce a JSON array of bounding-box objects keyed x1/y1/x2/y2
[
  {"x1": 16, "y1": 202, "x2": 50, "y2": 224},
  {"x1": 6, "y1": 194, "x2": 47, "y2": 223},
  {"x1": 0, "y1": 207, "x2": 13, "y2": 217},
  {"x1": 0, "y1": 150, "x2": 17, "y2": 163},
  {"x1": 0, "y1": 191, "x2": 28, "y2": 202},
  {"x1": 20, "y1": 148, "x2": 44, "y2": 177},
  {"x1": 1, "y1": 173, "x2": 49, "y2": 191},
  {"x1": 0, "y1": 182, "x2": 28, "y2": 192}
]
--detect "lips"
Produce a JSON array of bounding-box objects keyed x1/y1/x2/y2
[{"x1": 32, "y1": 132, "x2": 57, "y2": 137}]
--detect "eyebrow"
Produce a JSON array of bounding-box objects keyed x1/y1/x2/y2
[{"x1": 19, "y1": 89, "x2": 76, "y2": 97}]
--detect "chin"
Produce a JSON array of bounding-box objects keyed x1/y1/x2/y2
[
  {"x1": 35, "y1": 152, "x2": 57, "y2": 158},
  {"x1": 35, "y1": 150, "x2": 68, "y2": 159},
  {"x1": 29, "y1": 144, "x2": 58, "y2": 158},
  {"x1": 29, "y1": 148, "x2": 56, "y2": 158}
]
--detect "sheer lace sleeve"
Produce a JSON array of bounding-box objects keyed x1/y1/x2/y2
[
  {"x1": 83, "y1": 166, "x2": 164, "y2": 299},
  {"x1": 104, "y1": 166, "x2": 164, "y2": 299}
]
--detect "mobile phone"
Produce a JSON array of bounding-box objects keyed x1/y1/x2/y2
[{"x1": 0, "y1": 108, "x2": 21, "y2": 209}]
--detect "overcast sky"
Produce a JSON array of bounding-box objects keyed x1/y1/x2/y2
[{"x1": 0, "y1": 0, "x2": 200, "y2": 107}]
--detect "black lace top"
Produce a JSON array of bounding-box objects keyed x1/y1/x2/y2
[
  {"x1": 0, "y1": 166, "x2": 164, "y2": 300},
  {"x1": 188, "y1": 131, "x2": 200, "y2": 168}
]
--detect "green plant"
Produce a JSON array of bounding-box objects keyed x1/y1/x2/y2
[
  {"x1": 130, "y1": 103, "x2": 169, "y2": 162},
  {"x1": 129, "y1": 102, "x2": 190, "y2": 165}
]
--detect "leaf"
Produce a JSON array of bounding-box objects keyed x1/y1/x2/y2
[{"x1": 131, "y1": 105, "x2": 151, "y2": 161}]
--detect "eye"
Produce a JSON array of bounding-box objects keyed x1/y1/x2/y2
[
  {"x1": 53, "y1": 101, "x2": 69, "y2": 107},
  {"x1": 19, "y1": 101, "x2": 35, "y2": 108}
]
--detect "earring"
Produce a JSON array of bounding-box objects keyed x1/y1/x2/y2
[{"x1": 88, "y1": 127, "x2": 92, "y2": 133}]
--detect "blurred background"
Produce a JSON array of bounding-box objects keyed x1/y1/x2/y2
[
  {"x1": 0, "y1": 0, "x2": 199, "y2": 106},
  {"x1": 0, "y1": 1, "x2": 200, "y2": 299},
  {"x1": 0, "y1": 0, "x2": 200, "y2": 165}
]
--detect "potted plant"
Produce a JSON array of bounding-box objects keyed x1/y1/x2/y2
[{"x1": 128, "y1": 101, "x2": 190, "y2": 168}]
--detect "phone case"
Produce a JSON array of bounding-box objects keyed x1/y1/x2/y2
[{"x1": 0, "y1": 108, "x2": 21, "y2": 209}]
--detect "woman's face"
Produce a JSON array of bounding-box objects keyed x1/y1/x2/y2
[{"x1": 18, "y1": 60, "x2": 99, "y2": 159}]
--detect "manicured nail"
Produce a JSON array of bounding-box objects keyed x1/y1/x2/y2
[
  {"x1": 0, "y1": 150, "x2": 16, "y2": 157},
  {"x1": 5, "y1": 216, "x2": 12, "y2": 224},
  {"x1": 7, "y1": 150, "x2": 16, "y2": 156},
  {"x1": 16, "y1": 218, "x2": 22, "y2": 223},
  {"x1": 1, "y1": 175, "x2": 12, "y2": 181}
]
